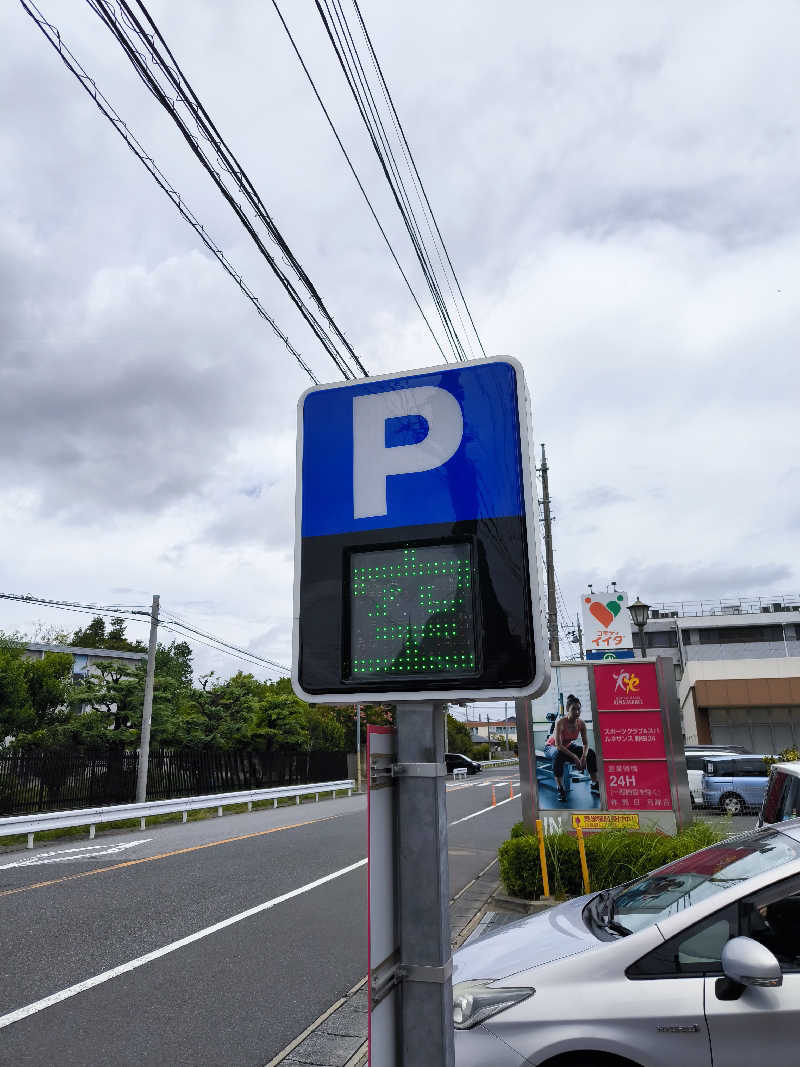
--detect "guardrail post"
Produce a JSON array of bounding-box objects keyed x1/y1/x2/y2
[
  {"x1": 348, "y1": 788, "x2": 352, "y2": 797},
  {"x1": 89, "y1": 825, "x2": 96, "y2": 840},
  {"x1": 140, "y1": 817, "x2": 146, "y2": 830},
  {"x1": 247, "y1": 801, "x2": 253, "y2": 812},
  {"x1": 273, "y1": 798, "x2": 278, "y2": 809},
  {"x1": 27, "y1": 832, "x2": 34, "y2": 849},
  {"x1": 295, "y1": 795, "x2": 300, "y2": 805},
  {"x1": 315, "y1": 792, "x2": 319, "y2": 803},
  {"x1": 217, "y1": 806, "x2": 223, "y2": 817},
  {"x1": 182, "y1": 811, "x2": 188, "y2": 823}
]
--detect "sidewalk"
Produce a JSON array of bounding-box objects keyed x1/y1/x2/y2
[{"x1": 269, "y1": 859, "x2": 507, "y2": 1067}]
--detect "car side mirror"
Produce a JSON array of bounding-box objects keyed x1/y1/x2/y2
[{"x1": 721, "y1": 937, "x2": 782, "y2": 989}]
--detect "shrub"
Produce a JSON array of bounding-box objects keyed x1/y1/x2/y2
[
  {"x1": 472, "y1": 743, "x2": 490, "y2": 761},
  {"x1": 498, "y1": 821, "x2": 724, "y2": 900}
]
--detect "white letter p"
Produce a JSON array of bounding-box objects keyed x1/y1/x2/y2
[{"x1": 352, "y1": 386, "x2": 463, "y2": 519}]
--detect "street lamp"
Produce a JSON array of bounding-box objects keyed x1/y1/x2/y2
[{"x1": 628, "y1": 596, "x2": 651, "y2": 659}]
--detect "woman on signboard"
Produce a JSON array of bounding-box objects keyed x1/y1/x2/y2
[{"x1": 545, "y1": 695, "x2": 600, "y2": 803}]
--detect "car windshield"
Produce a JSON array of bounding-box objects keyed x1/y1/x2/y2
[{"x1": 609, "y1": 829, "x2": 800, "y2": 934}]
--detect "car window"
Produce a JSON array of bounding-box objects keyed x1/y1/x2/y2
[
  {"x1": 686, "y1": 755, "x2": 704, "y2": 771},
  {"x1": 762, "y1": 771, "x2": 800, "y2": 824},
  {"x1": 628, "y1": 906, "x2": 736, "y2": 978},
  {"x1": 737, "y1": 759, "x2": 768, "y2": 778},
  {"x1": 611, "y1": 830, "x2": 800, "y2": 934},
  {"x1": 741, "y1": 878, "x2": 800, "y2": 973}
]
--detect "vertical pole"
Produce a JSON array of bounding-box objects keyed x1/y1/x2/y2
[
  {"x1": 396, "y1": 702, "x2": 454, "y2": 1067},
  {"x1": 515, "y1": 697, "x2": 539, "y2": 832},
  {"x1": 576, "y1": 615, "x2": 584, "y2": 660},
  {"x1": 576, "y1": 827, "x2": 590, "y2": 893},
  {"x1": 535, "y1": 819, "x2": 550, "y2": 898},
  {"x1": 136, "y1": 594, "x2": 159, "y2": 804},
  {"x1": 539, "y1": 444, "x2": 560, "y2": 661},
  {"x1": 356, "y1": 703, "x2": 362, "y2": 793}
]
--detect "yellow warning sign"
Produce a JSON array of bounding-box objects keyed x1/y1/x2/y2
[{"x1": 572, "y1": 813, "x2": 640, "y2": 830}]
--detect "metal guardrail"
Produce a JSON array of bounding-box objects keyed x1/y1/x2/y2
[
  {"x1": 486, "y1": 758, "x2": 519, "y2": 768},
  {"x1": 0, "y1": 779, "x2": 355, "y2": 848}
]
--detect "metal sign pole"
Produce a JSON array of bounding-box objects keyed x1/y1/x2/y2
[
  {"x1": 515, "y1": 696, "x2": 539, "y2": 831},
  {"x1": 395, "y1": 702, "x2": 454, "y2": 1066}
]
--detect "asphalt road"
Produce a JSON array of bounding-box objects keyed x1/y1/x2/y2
[{"x1": 0, "y1": 764, "x2": 522, "y2": 1067}]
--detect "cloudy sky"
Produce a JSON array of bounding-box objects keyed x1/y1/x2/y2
[{"x1": 2, "y1": 0, "x2": 798, "y2": 682}]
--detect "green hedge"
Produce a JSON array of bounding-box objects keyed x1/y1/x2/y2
[{"x1": 499, "y1": 820, "x2": 724, "y2": 899}]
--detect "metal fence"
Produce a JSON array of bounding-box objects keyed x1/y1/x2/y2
[{"x1": 0, "y1": 747, "x2": 349, "y2": 816}]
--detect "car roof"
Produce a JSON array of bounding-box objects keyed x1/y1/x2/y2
[
  {"x1": 771, "y1": 761, "x2": 800, "y2": 776},
  {"x1": 706, "y1": 752, "x2": 769, "y2": 761},
  {"x1": 686, "y1": 745, "x2": 750, "y2": 753}
]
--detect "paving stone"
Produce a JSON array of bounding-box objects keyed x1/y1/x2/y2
[
  {"x1": 283, "y1": 1030, "x2": 364, "y2": 1066},
  {"x1": 320, "y1": 1007, "x2": 368, "y2": 1038}
]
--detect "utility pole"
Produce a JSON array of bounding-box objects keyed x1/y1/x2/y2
[
  {"x1": 576, "y1": 613, "x2": 584, "y2": 659},
  {"x1": 136, "y1": 594, "x2": 159, "y2": 804},
  {"x1": 539, "y1": 444, "x2": 559, "y2": 661}
]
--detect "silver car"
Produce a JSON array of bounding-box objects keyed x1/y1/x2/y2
[{"x1": 453, "y1": 821, "x2": 800, "y2": 1066}]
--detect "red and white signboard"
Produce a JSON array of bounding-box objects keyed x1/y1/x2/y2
[
  {"x1": 598, "y1": 712, "x2": 666, "y2": 761},
  {"x1": 604, "y1": 759, "x2": 672, "y2": 810},
  {"x1": 594, "y1": 661, "x2": 660, "y2": 711}
]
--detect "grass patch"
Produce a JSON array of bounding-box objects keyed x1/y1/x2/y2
[{"x1": 499, "y1": 820, "x2": 726, "y2": 900}]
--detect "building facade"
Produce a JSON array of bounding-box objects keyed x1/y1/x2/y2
[{"x1": 637, "y1": 596, "x2": 800, "y2": 751}]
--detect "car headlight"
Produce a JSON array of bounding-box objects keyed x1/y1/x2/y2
[{"x1": 452, "y1": 980, "x2": 534, "y2": 1029}]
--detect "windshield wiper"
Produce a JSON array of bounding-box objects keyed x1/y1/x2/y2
[
  {"x1": 606, "y1": 898, "x2": 632, "y2": 937},
  {"x1": 586, "y1": 890, "x2": 630, "y2": 937}
]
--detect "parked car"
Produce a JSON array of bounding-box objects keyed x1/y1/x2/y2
[
  {"x1": 684, "y1": 746, "x2": 751, "y2": 807},
  {"x1": 759, "y1": 761, "x2": 800, "y2": 827},
  {"x1": 453, "y1": 820, "x2": 800, "y2": 1066},
  {"x1": 701, "y1": 754, "x2": 771, "y2": 815},
  {"x1": 446, "y1": 753, "x2": 482, "y2": 775}
]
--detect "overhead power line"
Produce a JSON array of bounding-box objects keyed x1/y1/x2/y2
[
  {"x1": 270, "y1": 0, "x2": 450, "y2": 365},
  {"x1": 18, "y1": 0, "x2": 318, "y2": 384},
  {"x1": 316, "y1": 0, "x2": 485, "y2": 364},
  {"x1": 88, "y1": 0, "x2": 366, "y2": 381},
  {"x1": 159, "y1": 622, "x2": 287, "y2": 676},
  {"x1": 160, "y1": 612, "x2": 289, "y2": 674},
  {"x1": 0, "y1": 591, "x2": 146, "y2": 623}
]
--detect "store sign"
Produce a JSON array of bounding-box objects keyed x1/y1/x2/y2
[
  {"x1": 572, "y1": 813, "x2": 640, "y2": 830},
  {"x1": 581, "y1": 590, "x2": 634, "y2": 652},
  {"x1": 594, "y1": 661, "x2": 660, "y2": 711},
  {"x1": 598, "y1": 712, "x2": 666, "y2": 760},
  {"x1": 604, "y1": 759, "x2": 672, "y2": 810}
]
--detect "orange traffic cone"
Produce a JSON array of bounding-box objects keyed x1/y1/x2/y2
[
  {"x1": 509, "y1": 782, "x2": 514, "y2": 800},
  {"x1": 491, "y1": 785, "x2": 497, "y2": 807}
]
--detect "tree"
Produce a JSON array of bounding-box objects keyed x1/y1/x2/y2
[
  {"x1": 446, "y1": 713, "x2": 474, "y2": 757},
  {"x1": 0, "y1": 635, "x2": 33, "y2": 741},
  {"x1": 71, "y1": 661, "x2": 146, "y2": 746},
  {"x1": 71, "y1": 616, "x2": 146, "y2": 653}
]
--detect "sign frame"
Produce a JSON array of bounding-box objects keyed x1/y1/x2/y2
[{"x1": 291, "y1": 356, "x2": 550, "y2": 703}]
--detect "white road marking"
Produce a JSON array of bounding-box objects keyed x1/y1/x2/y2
[
  {"x1": 448, "y1": 796, "x2": 515, "y2": 826},
  {"x1": 0, "y1": 857, "x2": 367, "y2": 1031},
  {"x1": 0, "y1": 840, "x2": 153, "y2": 870}
]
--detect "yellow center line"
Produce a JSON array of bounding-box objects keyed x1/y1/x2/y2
[{"x1": 0, "y1": 813, "x2": 342, "y2": 898}]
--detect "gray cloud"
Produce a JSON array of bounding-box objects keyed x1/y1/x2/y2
[{"x1": 2, "y1": 0, "x2": 798, "y2": 676}]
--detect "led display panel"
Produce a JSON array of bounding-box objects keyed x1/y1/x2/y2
[{"x1": 348, "y1": 544, "x2": 477, "y2": 679}]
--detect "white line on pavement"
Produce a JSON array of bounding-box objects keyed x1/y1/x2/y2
[
  {"x1": 0, "y1": 839, "x2": 153, "y2": 870},
  {"x1": 0, "y1": 857, "x2": 367, "y2": 1031},
  {"x1": 448, "y1": 796, "x2": 515, "y2": 826}
]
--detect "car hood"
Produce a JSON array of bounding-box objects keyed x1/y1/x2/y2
[{"x1": 453, "y1": 896, "x2": 598, "y2": 982}]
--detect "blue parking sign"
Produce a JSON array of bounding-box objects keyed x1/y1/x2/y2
[{"x1": 293, "y1": 357, "x2": 549, "y2": 702}]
